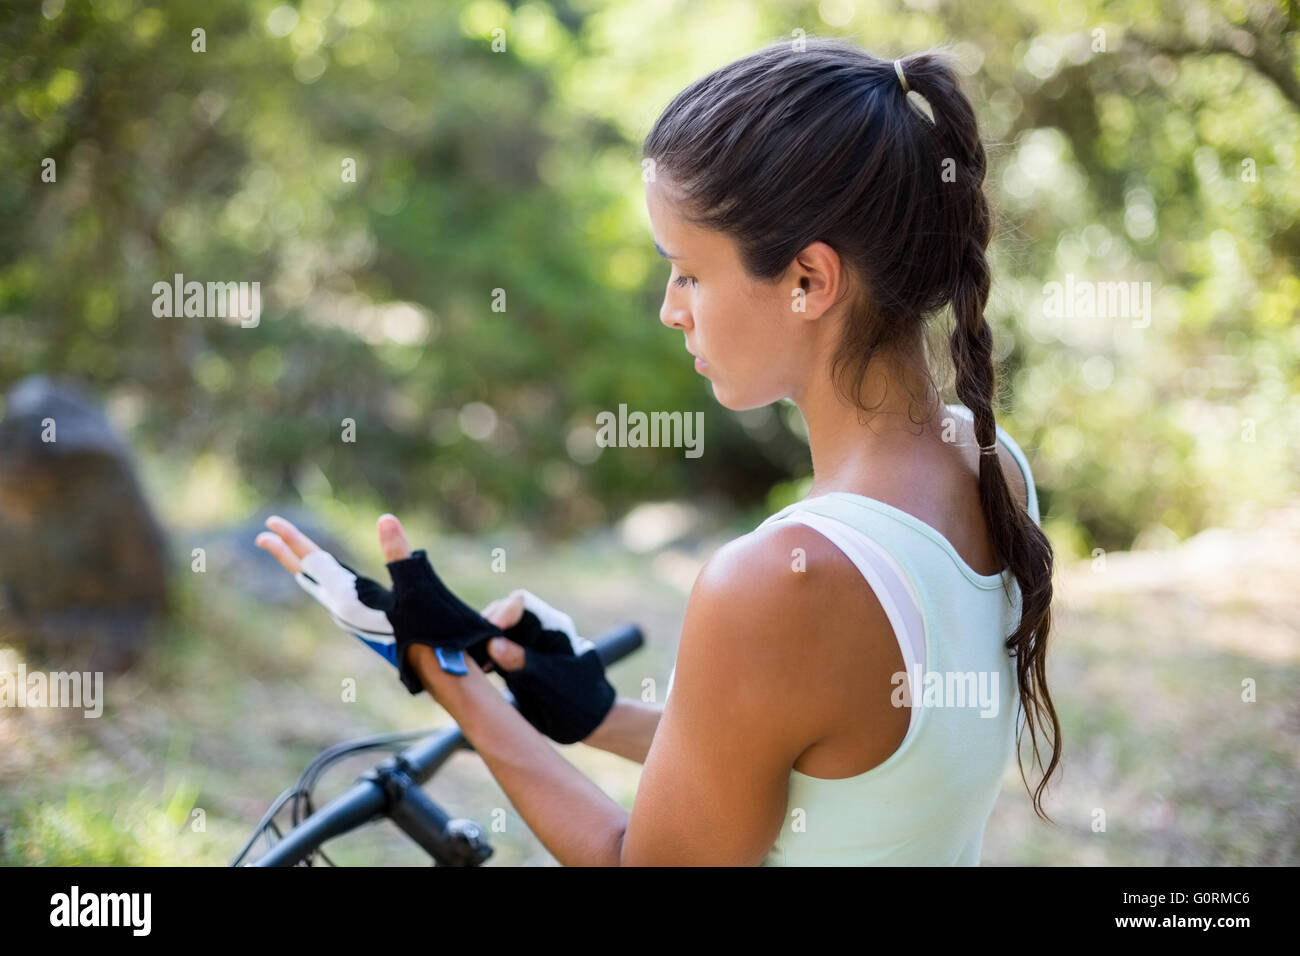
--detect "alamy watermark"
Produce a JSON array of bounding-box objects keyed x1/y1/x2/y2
[
  {"x1": 595, "y1": 403, "x2": 703, "y2": 459},
  {"x1": 1041, "y1": 273, "x2": 1152, "y2": 328},
  {"x1": 891, "y1": 664, "x2": 1000, "y2": 717},
  {"x1": 50, "y1": 886, "x2": 150, "y2": 935},
  {"x1": 1, "y1": 664, "x2": 103, "y2": 717},
  {"x1": 152, "y1": 273, "x2": 261, "y2": 327}
]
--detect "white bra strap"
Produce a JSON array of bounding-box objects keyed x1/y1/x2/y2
[{"x1": 771, "y1": 511, "x2": 927, "y2": 731}]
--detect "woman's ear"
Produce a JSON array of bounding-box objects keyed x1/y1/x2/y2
[{"x1": 789, "y1": 240, "x2": 846, "y2": 321}]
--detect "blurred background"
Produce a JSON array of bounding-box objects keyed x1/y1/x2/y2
[{"x1": 0, "y1": 0, "x2": 1295, "y2": 865}]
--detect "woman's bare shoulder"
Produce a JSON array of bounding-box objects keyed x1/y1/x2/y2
[
  {"x1": 694, "y1": 518, "x2": 874, "y2": 609},
  {"x1": 678, "y1": 519, "x2": 895, "y2": 746}
]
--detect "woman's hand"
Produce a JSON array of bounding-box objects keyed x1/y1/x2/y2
[
  {"x1": 475, "y1": 589, "x2": 618, "y2": 744},
  {"x1": 256, "y1": 512, "x2": 504, "y2": 688},
  {"x1": 256, "y1": 514, "x2": 502, "y2": 673},
  {"x1": 254, "y1": 514, "x2": 322, "y2": 575},
  {"x1": 480, "y1": 591, "x2": 530, "y2": 673},
  {"x1": 256, "y1": 513, "x2": 615, "y2": 741},
  {"x1": 254, "y1": 513, "x2": 406, "y2": 669},
  {"x1": 255, "y1": 511, "x2": 413, "y2": 574}
]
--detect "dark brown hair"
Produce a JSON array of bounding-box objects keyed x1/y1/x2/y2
[{"x1": 643, "y1": 37, "x2": 1061, "y2": 820}]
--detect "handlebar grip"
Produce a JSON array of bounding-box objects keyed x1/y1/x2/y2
[{"x1": 593, "y1": 622, "x2": 643, "y2": 667}]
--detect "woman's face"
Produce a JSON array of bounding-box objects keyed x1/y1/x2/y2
[{"x1": 645, "y1": 175, "x2": 823, "y2": 411}]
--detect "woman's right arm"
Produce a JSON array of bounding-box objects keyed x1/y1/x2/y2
[{"x1": 582, "y1": 697, "x2": 663, "y2": 764}]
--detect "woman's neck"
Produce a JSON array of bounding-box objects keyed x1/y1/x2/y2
[{"x1": 794, "y1": 350, "x2": 945, "y2": 500}]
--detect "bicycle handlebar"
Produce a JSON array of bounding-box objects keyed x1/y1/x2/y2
[{"x1": 245, "y1": 622, "x2": 644, "y2": 867}]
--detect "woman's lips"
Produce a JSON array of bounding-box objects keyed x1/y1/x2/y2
[{"x1": 694, "y1": 356, "x2": 708, "y2": 372}]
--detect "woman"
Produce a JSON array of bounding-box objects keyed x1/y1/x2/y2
[{"x1": 258, "y1": 37, "x2": 1061, "y2": 865}]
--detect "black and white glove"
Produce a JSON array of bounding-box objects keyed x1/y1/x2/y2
[
  {"x1": 295, "y1": 552, "x2": 615, "y2": 742},
  {"x1": 293, "y1": 548, "x2": 498, "y2": 689},
  {"x1": 381, "y1": 549, "x2": 506, "y2": 693},
  {"x1": 492, "y1": 590, "x2": 616, "y2": 745}
]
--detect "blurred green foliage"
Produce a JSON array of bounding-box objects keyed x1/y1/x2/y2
[
  {"x1": 0, "y1": 780, "x2": 204, "y2": 865},
  {"x1": 0, "y1": 0, "x2": 1296, "y2": 554}
]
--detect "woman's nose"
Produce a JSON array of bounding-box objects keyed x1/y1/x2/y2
[{"x1": 660, "y1": 289, "x2": 691, "y2": 331}]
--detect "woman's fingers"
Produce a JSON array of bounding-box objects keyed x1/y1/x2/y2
[
  {"x1": 377, "y1": 513, "x2": 412, "y2": 563},
  {"x1": 487, "y1": 637, "x2": 526, "y2": 672},
  {"x1": 494, "y1": 590, "x2": 527, "y2": 628},
  {"x1": 264, "y1": 515, "x2": 323, "y2": 560},
  {"x1": 255, "y1": 531, "x2": 304, "y2": 575},
  {"x1": 483, "y1": 593, "x2": 529, "y2": 671},
  {"x1": 482, "y1": 594, "x2": 523, "y2": 627}
]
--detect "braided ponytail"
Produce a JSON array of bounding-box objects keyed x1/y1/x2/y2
[{"x1": 903, "y1": 52, "x2": 1062, "y2": 821}]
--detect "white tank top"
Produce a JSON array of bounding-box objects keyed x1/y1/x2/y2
[{"x1": 662, "y1": 404, "x2": 1042, "y2": 865}]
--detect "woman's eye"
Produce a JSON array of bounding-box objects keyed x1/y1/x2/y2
[{"x1": 673, "y1": 274, "x2": 698, "y2": 289}]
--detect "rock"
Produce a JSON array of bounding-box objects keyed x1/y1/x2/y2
[{"x1": 0, "y1": 375, "x2": 170, "y2": 673}]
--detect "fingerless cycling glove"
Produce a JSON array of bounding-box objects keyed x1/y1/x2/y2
[
  {"x1": 382, "y1": 549, "x2": 504, "y2": 693},
  {"x1": 294, "y1": 551, "x2": 616, "y2": 742},
  {"x1": 294, "y1": 548, "x2": 496, "y2": 683},
  {"x1": 498, "y1": 591, "x2": 616, "y2": 744}
]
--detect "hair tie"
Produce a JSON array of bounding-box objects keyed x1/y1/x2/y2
[
  {"x1": 979, "y1": 441, "x2": 999, "y2": 456},
  {"x1": 894, "y1": 59, "x2": 910, "y2": 93}
]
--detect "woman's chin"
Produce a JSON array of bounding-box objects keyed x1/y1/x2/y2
[
  {"x1": 707, "y1": 381, "x2": 739, "y2": 410},
  {"x1": 710, "y1": 382, "x2": 769, "y2": 412}
]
